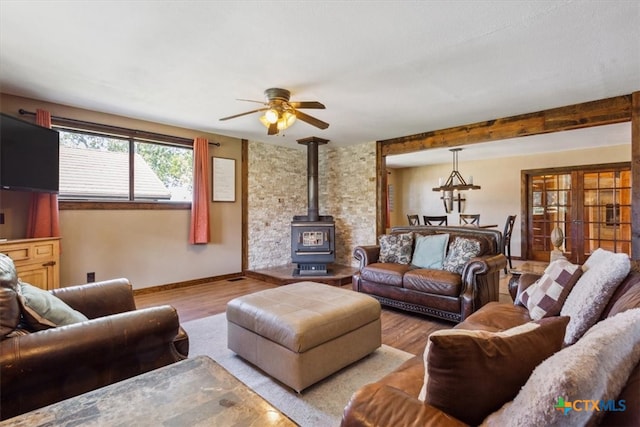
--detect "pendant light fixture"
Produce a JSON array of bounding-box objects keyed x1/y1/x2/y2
[{"x1": 432, "y1": 148, "x2": 480, "y2": 213}]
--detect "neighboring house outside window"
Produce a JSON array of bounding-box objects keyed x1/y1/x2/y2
[{"x1": 56, "y1": 129, "x2": 193, "y2": 202}]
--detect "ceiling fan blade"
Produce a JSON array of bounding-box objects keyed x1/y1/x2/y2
[
  {"x1": 219, "y1": 108, "x2": 267, "y2": 121},
  {"x1": 267, "y1": 122, "x2": 278, "y2": 135},
  {"x1": 236, "y1": 98, "x2": 267, "y2": 105},
  {"x1": 289, "y1": 101, "x2": 325, "y2": 109},
  {"x1": 295, "y1": 110, "x2": 329, "y2": 129}
]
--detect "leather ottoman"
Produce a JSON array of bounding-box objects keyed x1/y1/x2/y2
[{"x1": 226, "y1": 281, "x2": 381, "y2": 392}]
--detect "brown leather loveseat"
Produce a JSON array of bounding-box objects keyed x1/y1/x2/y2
[
  {"x1": 352, "y1": 225, "x2": 506, "y2": 322},
  {"x1": 0, "y1": 273, "x2": 189, "y2": 420}
]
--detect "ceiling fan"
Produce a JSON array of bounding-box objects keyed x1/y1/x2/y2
[{"x1": 219, "y1": 88, "x2": 329, "y2": 135}]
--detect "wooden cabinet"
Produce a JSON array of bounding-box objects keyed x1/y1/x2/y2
[{"x1": 0, "y1": 237, "x2": 60, "y2": 290}]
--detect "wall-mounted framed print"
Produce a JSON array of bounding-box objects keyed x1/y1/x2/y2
[{"x1": 212, "y1": 157, "x2": 236, "y2": 202}]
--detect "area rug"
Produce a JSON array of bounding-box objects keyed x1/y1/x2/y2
[{"x1": 182, "y1": 313, "x2": 414, "y2": 426}]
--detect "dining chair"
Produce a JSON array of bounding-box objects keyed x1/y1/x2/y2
[
  {"x1": 423, "y1": 215, "x2": 448, "y2": 226},
  {"x1": 407, "y1": 214, "x2": 420, "y2": 226},
  {"x1": 502, "y1": 215, "x2": 517, "y2": 274},
  {"x1": 460, "y1": 214, "x2": 480, "y2": 226}
]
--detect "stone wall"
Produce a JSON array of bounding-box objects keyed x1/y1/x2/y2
[
  {"x1": 319, "y1": 142, "x2": 377, "y2": 266},
  {"x1": 248, "y1": 140, "x2": 377, "y2": 269}
]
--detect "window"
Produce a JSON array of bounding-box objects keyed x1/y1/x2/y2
[{"x1": 57, "y1": 129, "x2": 193, "y2": 202}]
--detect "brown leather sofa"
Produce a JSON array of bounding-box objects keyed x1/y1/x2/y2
[
  {"x1": 342, "y1": 263, "x2": 640, "y2": 427},
  {"x1": 0, "y1": 278, "x2": 189, "y2": 420},
  {"x1": 352, "y1": 226, "x2": 506, "y2": 322}
]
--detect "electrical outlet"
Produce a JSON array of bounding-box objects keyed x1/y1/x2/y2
[{"x1": 87, "y1": 272, "x2": 95, "y2": 283}]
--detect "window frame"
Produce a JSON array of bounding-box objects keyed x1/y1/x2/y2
[{"x1": 53, "y1": 119, "x2": 193, "y2": 210}]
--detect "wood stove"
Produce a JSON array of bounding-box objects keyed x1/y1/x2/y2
[{"x1": 291, "y1": 137, "x2": 336, "y2": 276}]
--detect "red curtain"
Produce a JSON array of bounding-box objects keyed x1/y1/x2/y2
[
  {"x1": 189, "y1": 137, "x2": 210, "y2": 244},
  {"x1": 26, "y1": 109, "x2": 60, "y2": 238}
]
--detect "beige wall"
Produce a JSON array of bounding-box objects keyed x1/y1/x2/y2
[
  {"x1": 391, "y1": 144, "x2": 631, "y2": 258},
  {"x1": 1, "y1": 94, "x2": 243, "y2": 289},
  {"x1": 1, "y1": 93, "x2": 380, "y2": 287}
]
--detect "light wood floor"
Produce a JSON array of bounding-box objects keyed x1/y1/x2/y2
[{"x1": 135, "y1": 272, "x2": 516, "y2": 357}]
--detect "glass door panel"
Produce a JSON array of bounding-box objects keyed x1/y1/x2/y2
[
  {"x1": 528, "y1": 173, "x2": 571, "y2": 261},
  {"x1": 581, "y1": 170, "x2": 631, "y2": 260},
  {"x1": 526, "y1": 165, "x2": 630, "y2": 264}
]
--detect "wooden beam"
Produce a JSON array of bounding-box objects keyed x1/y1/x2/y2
[
  {"x1": 376, "y1": 141, "x2": 386, "y2": 237},
  {"x1": 380, "y1": 95, "x2": 632, "y2": 156},
  {"x1": 632, "y1": 92, "x2": 640, "y2": 260}
]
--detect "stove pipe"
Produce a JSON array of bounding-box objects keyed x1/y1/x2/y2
[{"x1": 298, "y1": 137, "x2": 329, "y2": 221}]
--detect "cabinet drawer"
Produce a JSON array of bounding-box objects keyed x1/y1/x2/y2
[
  {"x1": 32, "y1": 242, "x2": 56, "y2": 260},
  {"x1": 2, "y1": 245, "x2": 31, "y2": 262},
  {"x1": 1, "y1": 241, "x2": 57, "y2": 263}
]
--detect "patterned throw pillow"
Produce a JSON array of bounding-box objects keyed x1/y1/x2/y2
[
  {"x1": 519, "y1": 258, "x2": 583, "y2": 320},
  {"x1": 378, "y1": 232, "x2": 414, "y2": 264},
  {"x1": 442, "y1": 237, "x2": 481, "y2": 274}
]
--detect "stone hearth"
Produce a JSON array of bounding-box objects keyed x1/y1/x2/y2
[{"x1": 245, "y1": 264, "x2": 357, "y2": 286}]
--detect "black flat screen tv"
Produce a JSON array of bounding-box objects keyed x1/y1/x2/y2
[{"x1": 0, "y1": 113, "x2": 60, "y2": 193}]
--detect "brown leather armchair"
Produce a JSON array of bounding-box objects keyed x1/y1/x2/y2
[{"x1": 0, "y1": 278, "x2": 189, "y2": 420}]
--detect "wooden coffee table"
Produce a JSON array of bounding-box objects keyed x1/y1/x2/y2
[{"x1": 1, "y1": 356, "x2": 295, "y2": 426}]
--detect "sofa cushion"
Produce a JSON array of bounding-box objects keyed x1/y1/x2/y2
[
  {"x1": 18, "y1": 282, "x2": 89, "y2": 331},
  {"x1": 411, "y1": 234, "x2": 449, "y2": 269},
  {"x1": 483, "y1": 308, "x2": 640, "y2": 427},
  {"x1": 442, "y1": 237, "x2": 481, "y2": 274},
  {"x1": 421, "y1": 316, "x2": 569, "y2": 426},
  {"x1": 378, "y1": 232, "x2": 414, "y2": 264},
  {"x1": 403, "y1": 269, "x2": 461, "y2": 296},
  {"x1": 519, "y1": 258, "x2": 582, "y2": 320},
  {"x1": 457, "y1": 301, "x2": 532, "y2": 332},
  {"x1": 560, "y1": 248, "x2": 630, "y2": 345},
  {"x1": 360, "y1": 263, "x2": 411, "y2": 287}
]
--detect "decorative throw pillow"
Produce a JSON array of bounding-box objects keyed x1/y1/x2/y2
[
  {"x1": 560, "y1": 248, "x2": 630, "y2": 345},
  {"x1": 0, "y1": 253, "x2": 19, "y2": 291},
  {"x1": 378, "y1": 232, "x2": 414, "y2": 264},
  {"x1": 0, "y1": 254, "x2": 21, "y2": 338},
  {"x1": 411, "y1": 234, "x2": 449, "y2": 269},
  {"x1": 483, "y1": 308, "x2": 640, "y2": 427},
  {"x1": 519, "y1": 258, "x2": 583, "y2": 320},
  {"x1": 0, "y1": 287, "x2": 21, "y2": 338},
  {"x1": 442, "y1": 237, "x2": 481, "y2": 274},
  {"x1": 420, "y1": 317, "x2": 569, "y2": 426},
  {"x1": 18, "y1": 282, "x2": 89, "y2": 331}
]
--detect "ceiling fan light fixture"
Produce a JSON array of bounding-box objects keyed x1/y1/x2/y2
[
  {"x1": 283, "y1": 110, "x2": 296, "y2": 126},
  {"x1": 265, "y1": 108, "x2": 279, "y2": 124},
  {"x1": 219, "y1": 87, "x2": 328, "y2": 135}
]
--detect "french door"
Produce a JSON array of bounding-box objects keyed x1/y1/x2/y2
[{"x1": 524, "y1": 163, "x2": 631, "y2": 264}]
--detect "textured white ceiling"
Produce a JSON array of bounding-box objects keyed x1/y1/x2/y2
[{"x1": 1, "y1": 1, "x2": 638, "y2": 167}]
